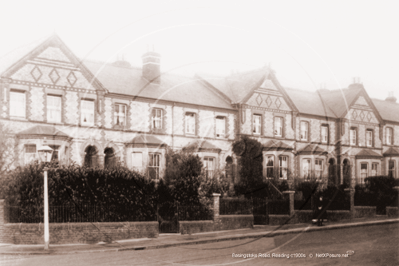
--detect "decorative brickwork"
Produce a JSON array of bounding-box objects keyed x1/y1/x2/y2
[
  {"x1": 130, "y1": 101, "x2": 149, "y2": 132},
  {"x1": 29, "y1": 86, "x2": 44, "y2": 121},
  {"x1": 65, "y1": 91, "x2": 79, "y2": 124}
]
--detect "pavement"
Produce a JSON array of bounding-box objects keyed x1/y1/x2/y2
[{"x1": 1, "y1": 216, "x2": 398, "y2": 255}]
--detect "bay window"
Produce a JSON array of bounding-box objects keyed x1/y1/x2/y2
[
  {"x1": 204, "y1": 157, "x2": 215, "y2": 179},
  {"x1": 149, "y1": 153, "x2": 160, "y2": 180},
  {"x1": 303, "y1": 158, "x2": 311, "y2": 180},
  {"x1": 360, "y1": 163, "x2": 367, "y2": 184},
  {"x1": 279, "y1": 156, "x2": 288, "y2": 179},
  {"x1": 265, "y1": 156, "x2": 274, "y2": 179},
  {"x1": 315, "y1": 159, "x2": 323, "y2": 180}
]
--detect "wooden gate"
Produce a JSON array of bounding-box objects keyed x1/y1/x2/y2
[{"x1": 157, "y1": 201, "x2": 179, "y2": 233}]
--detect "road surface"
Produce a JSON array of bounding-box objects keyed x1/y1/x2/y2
[{"x1": 1, "y1": 223, "x2": 398, "y2": 265}]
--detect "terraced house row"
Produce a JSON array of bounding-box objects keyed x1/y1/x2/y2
[{"x1": 1, "y1": 34, "x2": 398, "y2": 186}]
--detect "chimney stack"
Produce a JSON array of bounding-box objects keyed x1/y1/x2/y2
[
  {"x1": 385, "y1": 91, "x2": 397, "y2": 103},
  {"x1": 142, "y1": 47, "x2": 161, "y2": 84}
]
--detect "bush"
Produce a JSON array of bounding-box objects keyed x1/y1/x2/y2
[
  {"x1": 3, "y1": 161, "x2": 157, "y2": 222},
  {"x1": 357, "y1": 176, "x2": 397, "y2": 213},
  {"x1": 314, "y1": 184, "x2": 349, "y2": 210},
  {"x1": 232, "y1": 136, "x2": 264, "y2": 198}
]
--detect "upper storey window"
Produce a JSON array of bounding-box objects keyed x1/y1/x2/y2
[
  {"x1": 274, "y1": 117, "x2": 283, "y2": 137},
  {"x1": 10, "y1": 91, "x2": 26, "y2": 118},
  {"x1": 216, "y1": 116, "x2": 226, "y2": 137},
  {"x1": 366, "y1": 130, "x2": 373, "y2": 147},
  {"x1": 300, "y1": 121, "x2": 309, "y2": 141},
  {"x1": 350, "y1": 128, "x2": 357, "y2": 145},
  {"x1": 81, "y1": 99, "x2": 95, "y2": 126},
  {"x1": 47, "y1": 95, "x2": 62, "y2": 123},
  {"x1": 151, "y1": 108, "x2": 163, "y2": 129},
  {"x1": 185, "y1": 113, "x2": 196, "y2": 134},
  {"x1": 114, "y1": 103, "x2": 127, "y2": 126},
  {"x1": 253, "y1": 114, "x2": 261, "y2": 135},
  {"x1": 321, "y1": 125, "x2": 328, "y2": 143},
  {"x1": 386, "y1": 127, "x2": 393, "y2": 145}
]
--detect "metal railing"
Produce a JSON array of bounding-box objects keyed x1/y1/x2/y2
[
  {"x1": 219, "y1": 198, "x2": 253, "y2": 215},
  {"x1": 6, "y1": 204, "x2": 157, "y2": 223}
]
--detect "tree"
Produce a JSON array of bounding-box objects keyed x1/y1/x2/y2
[
  {"x1": 232, "y1": 136, "x2": 264, "y2": 198},
  {"x1": 164, "y1": 147, "x2": 203, "y2": 205}
]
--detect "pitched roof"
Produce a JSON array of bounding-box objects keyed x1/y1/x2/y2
[
  {"x1": 284, "y1": 88, "x2": 337, "y2": 118},
  {"x1": 263, "y1": 140, "x2": 293, "y2": 151},
  {"x1": 17, "y1": 125, "x2": 70, "y2": 138},
  {"x1": 317, "y1": 87, "x2": 362, "y2": 118},
  {"x1": 82, "y1": 60, "x2": 233, "y2": 109},
  {"x1": 197, "y1": 67, "x2": 268, "y2": 103},
  {"x1": 297, "y1": 144, "x2": 327, "y2": 155},
  {"x1": 130, "y1": 134, "x2": 166, "y2": 146},
  {"x1": 0, "y1": 35, "x2": 50, "y2": 76},
  {"x1": 372, "y1": 98, "x2": 399, "y2": 123},
  {"x1": 184, "y1": 140, "x2": 221, "y2": 152},
  {"x1": 355, "y1": 149, "x2": 382, "y2": 158},
  {"x1": 383, "y1": 147, "x2": 399, "y2": 157}
]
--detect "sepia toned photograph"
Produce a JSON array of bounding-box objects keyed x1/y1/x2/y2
[{"x1": 0, "y1": 1, "x2": 398, "y2": 265}]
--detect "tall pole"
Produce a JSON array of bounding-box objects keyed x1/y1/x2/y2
[{"x1": 44, "y1": 167, "x2": 49, "y2": 250}]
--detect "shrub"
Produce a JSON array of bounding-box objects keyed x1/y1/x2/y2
[
  {"x1": 232, "y1": 136, "x2": 264, "y2": 198},
  {"x1": 3, "y1": 161, "x2": 157, "y2": 222}
]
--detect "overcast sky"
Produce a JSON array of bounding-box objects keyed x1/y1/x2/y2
[{"x1": 1, "y1": 0, "x2": 398, "y2": 100}]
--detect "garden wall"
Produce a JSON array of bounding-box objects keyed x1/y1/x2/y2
[
  {"x1": 386, "y1": 207, "x2": 398, "y2": 217},
  {"x1": 354, "y1": 206, "x2": 376, "y2": 218},
  {"x1": 4, "y1": 221, "x2": 159, "y2": 244},
  {"x1": 269, "y1": 210, "x2": 352, "y2": 225}
]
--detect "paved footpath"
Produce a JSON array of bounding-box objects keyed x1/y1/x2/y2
[{"x1": 1, "y1": 216, "x2": 398, "y2": 255}]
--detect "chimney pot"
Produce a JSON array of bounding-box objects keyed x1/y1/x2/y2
[
  {"x1": 385, "y1": 91, "x2": 397, "y2": 103},
  {"x1": 142, "y1": 51, "x2": 161, "y2": 83}
]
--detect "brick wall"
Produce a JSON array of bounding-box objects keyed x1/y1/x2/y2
[{"x1": 4, "y1": 222, "x2": 159, "y2": 244}]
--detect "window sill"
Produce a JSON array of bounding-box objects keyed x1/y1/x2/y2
[{"x1": 10, "y1": 116, "x2": 27, "y2": 121}]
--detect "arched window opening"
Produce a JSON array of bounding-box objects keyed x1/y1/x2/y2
[
  {"x1": 328, "y1": 158, "x2": 337, "y2": 185},
  {"x1": 104, "y1": 147, "x2": 116, "y2": 169},
  {"x1": 84, "y1": 145, "x2": 98, "y2": 168}
]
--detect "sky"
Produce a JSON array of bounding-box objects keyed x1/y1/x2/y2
[{"x1": 0, "y1": 0, "x2": 398, "y2": 100}]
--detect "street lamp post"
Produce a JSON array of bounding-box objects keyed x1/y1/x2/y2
[{"x1": 37, "y1": 145, "x2": 53, "y2": 250}]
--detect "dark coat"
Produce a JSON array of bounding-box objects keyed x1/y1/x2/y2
[{"x1": 313, "y1": 196, "x2": 328, "y2": 220}]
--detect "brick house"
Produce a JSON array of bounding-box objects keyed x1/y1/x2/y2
[{"x1": 1, "y1": 34, "x2": 398, "y2": 186}]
